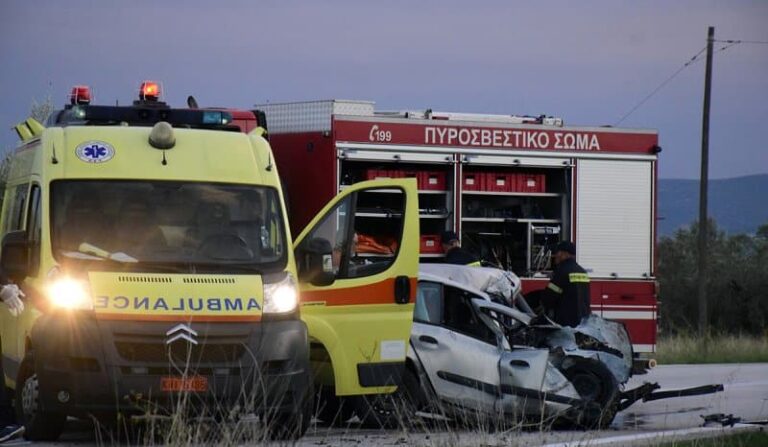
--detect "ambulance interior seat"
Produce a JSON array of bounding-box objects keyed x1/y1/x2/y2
[
  {"x1": 231, "y1": 193, "x2": 270, "y2": 259},
  {"x1": 114, "y1": 198, "x2": 168, "y2": 253},
  {"x1": 187, "y1": 201, "x2": 253, "y2": 260}
]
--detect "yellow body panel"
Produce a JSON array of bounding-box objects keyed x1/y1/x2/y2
[{"x1": 294, "y1": 179, "x2": 420, "y2": 396}]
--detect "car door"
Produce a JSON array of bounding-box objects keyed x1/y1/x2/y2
[
  {"x1": 472, "y1": 299, "x2": 580, "y2": 417},
  {"x1": 410, "y1": 282, "x2": 500, "y2": 413},
  {"x1": 293, "y1": 178, "x2": 419, "y2": 397}
]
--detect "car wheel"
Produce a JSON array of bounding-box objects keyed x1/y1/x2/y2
[
  {"x1": 15, "y1": 354, "x2": 67, "y2": 441},
  {"x1": 562, "y1": 358, "x2": 619, "y2": 429}
]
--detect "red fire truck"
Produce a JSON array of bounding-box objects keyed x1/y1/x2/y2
[{"x1": 257, "y1": 100, "x2": 660, "y2": 367}]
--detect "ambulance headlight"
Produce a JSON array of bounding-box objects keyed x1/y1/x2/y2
[
  {"x1": 47, "y1": 278, "x2": 93, "y2": 311},
  {"x1": 263, "y1": 273, "x2": 298, "y2": 314}
]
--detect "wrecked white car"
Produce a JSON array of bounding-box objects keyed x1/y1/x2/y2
[{"x1": 404, "y1": 264, "x2": 723, "y2": 428}]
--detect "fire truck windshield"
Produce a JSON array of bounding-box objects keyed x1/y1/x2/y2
[{"x1": 50, "y1": 180, "x2": 287, "y2": 273}]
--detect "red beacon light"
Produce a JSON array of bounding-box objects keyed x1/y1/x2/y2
[
  {"x1": 69, "y1": 85, "x2": 91, "y2": 105},
  {"x1": 139, "y1": 81, "x2": 161, "y2": 102}
]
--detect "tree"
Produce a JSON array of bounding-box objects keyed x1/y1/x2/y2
[
  {"x1": 658, "y1": 219, "x2": 768, "y2": 335},
  {"x1": 30, "y1": 94, "x2": 55, "y2": 124}
]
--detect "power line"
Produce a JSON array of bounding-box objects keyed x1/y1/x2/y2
[
  {"x1": 614, "y1": 46, "x2": 707, "y2": 126},
  {"x1": 613, "y1": 38, "x2": 755, "y2": 126},
  {"x1": 714, "y1": 39, "x2": 768, "y2": 45}
]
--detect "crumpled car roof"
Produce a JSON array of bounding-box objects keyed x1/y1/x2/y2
[{"x1": 420, "y1": 264, "x2": 521, "y2": 305}]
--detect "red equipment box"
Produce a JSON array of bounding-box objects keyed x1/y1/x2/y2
[
  {"x1": 419, "y1": 171, "x2": 447, "y2": 191},
  {"x1": 516, "y1": 173, "x2": 546, "y2": 193},
  {"x1": 485, "y1": 172, "x2": 511, "y2": 192},
  {"x1": 365, "y1": 168, "x2": 402, "y2": 181},
  {"x1": 420, "y1": 235, "x2": 442, "y2": 253},
  {"x1": 462, "y1": 172, "x2": 484, "y2": 191}
]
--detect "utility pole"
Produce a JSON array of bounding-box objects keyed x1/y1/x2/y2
[{"x1": 697, "y1": 26, "x2": 714, "y2": 340}]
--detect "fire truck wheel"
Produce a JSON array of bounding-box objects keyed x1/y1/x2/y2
[
  {"x1": 15, "y1": 353, "x2": 67, "y2": 441},
  {"x1": 562, "y1": 358, "x2": 619, "y2": 429}
]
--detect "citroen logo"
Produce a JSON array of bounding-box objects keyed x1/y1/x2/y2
[{"x1": 165, "y1": 324, "x2": 198, "y2": 345}]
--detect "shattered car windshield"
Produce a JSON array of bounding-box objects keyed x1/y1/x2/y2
[{"x1": 51, "y1": 180, "x2": 287, "y2": 272}]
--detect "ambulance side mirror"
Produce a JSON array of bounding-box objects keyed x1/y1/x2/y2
[
  {"x1": 297, "y1": 237, "x2": 335, "y2": 287},
  {"x1": 1, "y1": 231, "x2": 30, "y2": 282}
]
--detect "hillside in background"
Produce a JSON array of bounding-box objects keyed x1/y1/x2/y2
[{"x1": 658, "y1": 174, "x2": 768, "y2": 236}]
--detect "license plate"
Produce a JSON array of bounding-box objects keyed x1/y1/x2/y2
[{"x1": 160, "y1": 376, "x2": 208, "y2": 392}]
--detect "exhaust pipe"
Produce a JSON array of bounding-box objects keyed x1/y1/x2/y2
[{"x1": 632, "y1": 358, "x2": 657, "y2": 375}]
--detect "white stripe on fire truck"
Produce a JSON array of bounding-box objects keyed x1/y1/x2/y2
[
  {"x1": 632, "y1": 344, "x2": 655, "y2": 352},
  {"x1": 601, "y1": 310, "x2": 655, "y2": 320}
]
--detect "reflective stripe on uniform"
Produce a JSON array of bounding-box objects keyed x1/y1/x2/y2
[
  {"x1": 568, "y1": 273, "x2": 590, "y2": 283},
  {"x1": 547, "y1": 283, "x2": 563, "y2": 294},
  {"x1": 467, "y1": 261, "x2": 482, "y2": 267}
]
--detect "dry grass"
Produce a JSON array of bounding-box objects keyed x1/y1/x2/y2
[{"x1": 656, "y1": 333, "x2": 768, "y2": 364}]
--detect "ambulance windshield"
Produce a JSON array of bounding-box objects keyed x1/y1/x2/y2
[{"x1": 51, "y1": 180, "x2": 287, "y2": 272}]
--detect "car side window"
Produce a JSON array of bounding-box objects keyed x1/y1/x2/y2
[
  {"x1": 442, "y1": 286, "x2": 496, "y2": 344},
  {"x1": 414, "y1": 281, "x2": 442, "y2": 324}
]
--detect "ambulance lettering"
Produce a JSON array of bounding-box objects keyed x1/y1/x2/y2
[{"x1": 93, "y1": 296, "x2": 262, "y2": 312}]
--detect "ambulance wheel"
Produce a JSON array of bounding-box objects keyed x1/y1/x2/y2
[
  {"x1": 562, "y1": 358, "x2": 619, "y2": 429},
  {"x1": 355, "y1": 368, "x2": 422, "y2": 429},
  {"x1": 15, "y1": 354, "x2": 67, "y2": 441},
  {"x1": 268, "y1": 384, "x2": 313, "y2": 440},
  {"x1": 315, "y1": 386, "x2": 355, "y2": 426}
]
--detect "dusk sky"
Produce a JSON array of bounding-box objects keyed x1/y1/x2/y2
[{"x1": 1, "y1": 1, "x2": 766, "y2": 179}]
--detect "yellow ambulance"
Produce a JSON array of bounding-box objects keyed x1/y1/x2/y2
[{"x1": 0, "y1": 83, "x2": 418, "y2": 440}]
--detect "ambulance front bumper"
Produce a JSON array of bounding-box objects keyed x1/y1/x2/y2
[{"x1": 30, "y1": 314, "x2": 310, "y2": 417}]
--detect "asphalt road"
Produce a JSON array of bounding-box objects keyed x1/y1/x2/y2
[{"x1": 15, "y1": 363, "x2": 768, "y2": 446}]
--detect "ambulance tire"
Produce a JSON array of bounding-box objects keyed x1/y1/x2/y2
[
  {"x1": 562, "y1": 358, "x2": 619, "y2": 429},
  {"x1": 315, "y1": 386, "x2": 355, "y2": 426},
  {"x1": 268, "y1": 383, "x2": 313, "y2": 440},
  {"x1": 355, "y1": 368, "x2": 421, "y2": 429},
  {"x1": 15, "y1": 353, "x2": 67, "y2": 441}
]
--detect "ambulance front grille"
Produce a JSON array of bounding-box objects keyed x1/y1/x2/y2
[
  {"x1": 182, "y1": 278, "x2": 236, "y2": 284},
  {"x1": 118, "y1": 276, "x2": 173, "y2": 283},
  {"x1": 114, "y1": 341, "x2": 247, "y2": 364}
]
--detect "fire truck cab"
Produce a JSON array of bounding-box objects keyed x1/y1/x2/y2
[{"x1": 0, "y1": 85, "x2": 419, "y2": 440}]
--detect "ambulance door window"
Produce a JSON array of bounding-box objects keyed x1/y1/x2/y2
[
  {"x1": 301, "y1": 195, "x2": 353, "y2": 275},
  {"x1": 345, "y1": 188, "x2": 405, "y2": 279},
  {"x1": 26, "y1": 184, "x2": 41, "y2": 275},
  {"x1": 3, "y1": 183, "x2": 29, "y2": 234}
]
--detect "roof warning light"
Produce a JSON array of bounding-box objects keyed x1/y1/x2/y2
[
  {"x1": 69, "y1": 85, "x2": 91, "y2": 105},
  {"x1": 139, "y1": 81, "x2": 161, "y2": 102}
]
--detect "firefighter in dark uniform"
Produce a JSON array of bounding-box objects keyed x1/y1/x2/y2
[
  {"x1": 541, "y1": 241, "x2": 591, "y2": 327},
  {"x1": 441, "y1": 231, "x2": 481, "y2": 266}
]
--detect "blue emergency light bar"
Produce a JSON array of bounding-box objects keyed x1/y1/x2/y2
[{"x1": 50, "y1": 105, "x2": 234, "y2": 130}]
